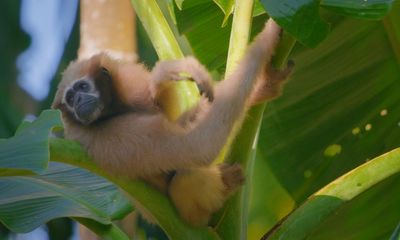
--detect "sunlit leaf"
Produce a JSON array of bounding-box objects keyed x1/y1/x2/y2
[
  {"x1": 247, "y1": 152, "x2": 295, "y2": 240},
  {"x1": 174, "y1": 0, "x2": 184, "y2": 9},
  {"x1": 264, "y1": 148, "x2": 400, "y2": 239},
  {"x1": 310, "y1": 175, "x2": 400, "y2": 239}
]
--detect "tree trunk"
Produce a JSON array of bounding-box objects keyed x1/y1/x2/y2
[{"x1": 78, "y1": 0, "x2": 137, "y2": 239}]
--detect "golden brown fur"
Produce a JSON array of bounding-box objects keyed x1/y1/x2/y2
[{"x1": 52, "y1": 19, "x2": 292, "y2": 226}]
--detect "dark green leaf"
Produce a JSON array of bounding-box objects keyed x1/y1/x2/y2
[
  {"x1": 321, "y1": 0, "x2": 394, "y2": 20},
  {"x1": 255, "y1": 6, "x2": 400, "y2": 237},
  {"x1": 260, "y1": 0, "x2": 330, "y2": 47},
  {"x1": 0, "y1": 110, "x2": 62, "y2": 174},
  {"x1": 0, "y1": 162, "x2": 132, "y2": 233},
  {"x1": 260, "y1": 17, "x2": 400, "y2": 203}
]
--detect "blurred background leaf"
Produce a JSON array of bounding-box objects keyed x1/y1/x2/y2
[
  {"x1": 0, "y1": 1, "x2": 29, "y2": 138},
  {"x1": 0, "y1": 2, "x2": 80, "y2": 238}
]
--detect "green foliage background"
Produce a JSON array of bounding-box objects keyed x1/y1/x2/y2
[{"x1": 0, "y1": 0, "x2": 399, "y2": 239}]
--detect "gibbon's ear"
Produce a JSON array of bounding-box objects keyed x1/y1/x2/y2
[
  {"x1": 51, "y1": 90, "x2": 63, "y2": 110},
  {"x1": 51, "y1": 62, "x2": 76, "y2": 110}
]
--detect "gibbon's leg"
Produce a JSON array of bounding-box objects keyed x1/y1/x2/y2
[
  {"x1": 150, "y1": 57, "x2": 214, "y2": 102},
  {"x1": 168, "y1": 164, "x2": 244, "y2": 226},
  {"x1": 141, "y1": 173, "x2": 172, "y2": 194},
  {"x1": 249, "y1": 60, "x2": 294, "y2": 106}
]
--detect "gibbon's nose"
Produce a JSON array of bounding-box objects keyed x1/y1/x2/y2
[
  {"x1": 74, "y1": 92, "x2": 99, "y2": 122},
  {"x1": 74, "y1": 93, "x2": 83, "y2": 105},
  {"x1": 73, "y1": 91, "x2": 96, "y2": 107}
]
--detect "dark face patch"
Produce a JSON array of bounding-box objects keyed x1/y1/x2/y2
[
  {"x1": 85, "y1": 66, "x2": 132, "y2": 123},
  {"x1": 93, "y1": 67, "x2": 113, "y2": 109},
  {"x1": 63, "y1": 78, "x2": 101, "y2": 125},
  {"x1": 73, "y1": 92, "x2": 99, "y2": 123}
]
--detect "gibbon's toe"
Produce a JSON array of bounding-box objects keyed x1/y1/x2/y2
[
  {"x1": 220, "y1": 163, "x2": 245, "y2": 194},
  {"x1": 197, "y1": 80, "x2": 214, "y2": 102},
  {"x1": 266, "y1": 59, "x2": 295, "y2": 83}
]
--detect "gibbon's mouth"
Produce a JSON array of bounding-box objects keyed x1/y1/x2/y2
[{"x1": 74, "y1": 93, "x2": 101, "y2": 124}]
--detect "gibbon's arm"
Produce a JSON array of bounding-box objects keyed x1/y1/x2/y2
[{"x1": 156, "y1": 20, "x2": 288, "y2": 166}]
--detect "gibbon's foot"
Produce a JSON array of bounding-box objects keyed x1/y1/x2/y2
[
  {"x1": 168, "y1": 164, "x2": 244, "y2": 226},
  {"x1": 250, "y1": 59, "x2": 295, "y2": 105},
  {"x1": 219, "y1": 163, "x2": 245, "y2": 194},
  {"x1": 266, "y1": 59, "x2": 295, "y2": 86}
]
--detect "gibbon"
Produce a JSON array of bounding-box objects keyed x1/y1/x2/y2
[{"x1": 52, "y1": 19, "x2": 293, "y2": 226}]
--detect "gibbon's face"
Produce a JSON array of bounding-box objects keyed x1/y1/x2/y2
[
  {"x1": 61, "y1": 67, "x2": 113, "y2": 125},
  {"x1": 53, "y1": 54, "x2": 149, "y2": 126},
  {"x1": 54, "y1": 58, "x2": 123, "y2": 126}
]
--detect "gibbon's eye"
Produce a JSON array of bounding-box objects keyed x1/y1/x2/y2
[
  {"x1": 65, "y1": 90, "x2": 75, "y2": 106},
  {"x1": 100, "y1": 67, "x2": 111, "y2": 78},
  {"x1": 73, "y1": 80, "x2": 91, "y2": 92}
]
